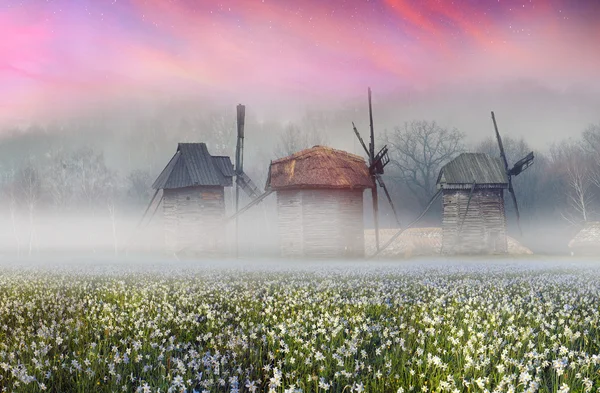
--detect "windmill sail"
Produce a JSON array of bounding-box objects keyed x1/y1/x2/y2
[
  {"x1": 236, "y1": 172, "x2": 261, "y2": 199},
  {"x1": 235, "y1": 104, "x2": 262, "y2": 200},
  {"x1": 351, "y1": 88, "x2": 402, "y2": 230},
  {"x1": 376, "y1": 175, "x2": 401, "y2": 225},
  {"x1": 491, "y1": 111, "x2": 535, "y2": 237},
  {"x1": 509, "y1": 152, "x2": 534, "y2": 177},
  {"x1": 228, "y1": 103, "x2": 269, "y2": 226},
  {"x1": 492, "y1": 111, "x2": 510, "y2": 173}
]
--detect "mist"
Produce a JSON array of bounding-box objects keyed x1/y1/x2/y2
[
  {"x1": 0, "y1": 81, "x2": 598, "y2": 258},
  {"x1": 1, "y1": 0, "x2": 600, "y2": 259}
]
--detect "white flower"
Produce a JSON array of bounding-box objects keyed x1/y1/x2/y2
[{"x1": 558, "y1": 383, "x2": 570, "y2": 393}]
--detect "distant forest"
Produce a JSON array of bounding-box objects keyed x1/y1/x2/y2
[{"x1": 0, "y1": 91, "x2": 599, "y2": 255}]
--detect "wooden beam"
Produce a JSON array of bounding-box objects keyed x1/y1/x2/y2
[
  {"x1": 228, "y1": 190, "x2": 273, "y2": 221},
  {"x1": 369, "y1": 189, "x2": 442, "y2": 259},
  {"x1": 368, "y1": 87, "x2": 380, "y2": 251}
]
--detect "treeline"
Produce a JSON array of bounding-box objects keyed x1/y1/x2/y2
[
  {"x1": 0, "y1": 106, "x2": 347, "y2": 255},
  {"x1": 0, "y1": 104, "x2": 598, "y2": 255}
]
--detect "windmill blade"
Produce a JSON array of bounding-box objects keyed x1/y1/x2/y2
[
  {"x1": 492, "y1": 111, "x2": 525, "y2": 236},
  {"x1": 376, "y1": 175, "x2": 401, "y2": 226},
  {"x1": 370, "y1": 146, "x2": 389, "y2": 174},
  {"x1": 491, "y1": 111, "x2": 510, "y2": 172},
  {"x1": 508, "y1": 178, "x2": 523, "y2": 237},
  {"x1": 236, "y1": 171, "x2": 261, "y2": 199},
  {"x1": 509, "y1": 152, "x2": 534, "y2": 177},
  {"x1": 352, "y1": 122, "x2": 369, "y2": 156}
]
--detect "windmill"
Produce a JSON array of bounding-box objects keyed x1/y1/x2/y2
[
  {"x1": 370, "y1": 110, "x2": 535, "y2": 258},
  {"x1": 491, "y1": 111, "x2": 534, "y2": 236},
  {"x1": 351, "y1": 87, "x2": 401, "y2": 251}
]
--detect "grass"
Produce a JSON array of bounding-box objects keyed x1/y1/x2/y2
[{"x1": 0, "y1": 259, "x2": 599, "y2": 392}]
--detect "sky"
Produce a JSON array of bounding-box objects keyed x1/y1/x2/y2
[{"x1": 1, "y1": 0, "x2": 599, "y2": 125}]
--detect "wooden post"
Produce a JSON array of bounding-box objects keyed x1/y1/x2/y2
[
  {"x1": 236, "y1": 104, "x2": 245, "y2": 258},
  {"x1": 368, "y1": 87, "x2": 380, "y2": 251}
]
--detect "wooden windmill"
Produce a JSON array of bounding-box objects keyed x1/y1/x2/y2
[
  {"x1": 436, "y1": 111, "x2": 534, "y2": 255},
  {"x1": 351, "y1": 88, "x2": 401, "y2": 252}
]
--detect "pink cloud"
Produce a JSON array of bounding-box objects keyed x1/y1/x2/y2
[{"x1": 0, "y1": 0, "x2": 598, "y2": 124}]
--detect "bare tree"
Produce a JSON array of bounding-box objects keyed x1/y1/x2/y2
[
  {"x1": 474, "y1": 136, "x2": 532, "y2": 163},
  {"x1": 384, "y1": 121, "x2": 465, "y2": 205},
  {"x1": 273, "y1": 123, "x2": 329, "y2": 158},
  {"x1": 126, "y1": 169, "x2": 153, "y2": 205},
  {"x1": 299, "y1": 110, "x2": 335, "y2": 143},
  {"x1": 44, "y1": 148, "x2": 74, "y2": 211},
  {"x1": 581, "y1": 123, "x2": 600, "y2": 154},
  {"x1": 2, "y1": 167, "x2": 21, "y2": 255},
  {"x1": 205, "y1": 110, "x2": 236, "y2": 156},
  {"x1": 15, "y1": 162, "x2": 43, "y2": 255},
  {"x1": 580, "y1": 123, "x2": 600, "y2": 189},
  {"x1": 550, "y1": 141, "x2": 595, "y2": 225},
  {"x1": 69, "y1": 147, "x2": 117, "y2": 211}
]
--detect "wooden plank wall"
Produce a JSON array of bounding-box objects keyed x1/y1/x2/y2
[
  {"x1": 441, "y1": 188, "x2": 507, "y2": 255},
  {"x1": 277, "y1": 189, "x2": 365, "y2": 258},
  {"x1": 337, "y1": 189, "x2": 365, "y2": 258},
  {"x1": 163, "y1": 186, "x2": 226, "y2": 255},
  {"x1": 277, "y1": 190, "x2": 304, "y2": 257},
  {"x1": 302, "y1": 189, "x2": 343, "y2": 258}
]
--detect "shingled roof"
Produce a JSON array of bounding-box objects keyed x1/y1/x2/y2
[
  {"x1": 437, "y1": 153, "x2": 508, "y2": 189},
  {"x1": 266, "y1": 146, "x2": 374, "y2": 191},
  {"x1": 152, "y1": 143, "x2": 233, "y2": 189}
]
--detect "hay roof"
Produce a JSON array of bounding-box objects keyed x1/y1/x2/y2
[
  {"x1": 365, "y1": 227, "x2": 533, "y2": 258},
  {"x1": 266, "y1": 146, "x2": 374, "y2": 191},
  {"x1": 568, "y1": 222, "x2": 600, "y2": 249}
]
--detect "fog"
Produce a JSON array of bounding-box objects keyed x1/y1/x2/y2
[
  {"x1": 2, "y1": 0, "x2": 600, "y2": 260},
  {"x1": 0, "y1": 81, "x2": 598, "y2": 259}
]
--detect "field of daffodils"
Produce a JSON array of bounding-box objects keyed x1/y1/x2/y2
[{"x1": 1, "y1": 258, "x2": 599, "y2": 393}]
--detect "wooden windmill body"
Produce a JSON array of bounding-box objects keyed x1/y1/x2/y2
[
  {"x1": 152, "y1": 143, "x2": 234, "y2": 255},
  {"x1": 265, "y1": 146, "x2": 373, "y2": 258},
  {"x1": 437, "y1": 112, "x2": 534, "y2": 256},
  {"x1": 437, "y1": 153, "x2": 509, "y2": 254}
]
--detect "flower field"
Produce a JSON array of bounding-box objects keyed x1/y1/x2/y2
[{"x1": 1, "y1": 259, "x2": 600, "y2": 393}]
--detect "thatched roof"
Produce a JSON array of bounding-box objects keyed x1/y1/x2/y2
[
  {"x1": 568, "y1": 222, "x2": 600, "y2": 249},
  {"x1": 365, "y1": 227, "x2": 533, "y2": 258},
  {"x1": 266, "y1": 146, "x2": 374, "y2": 191},
  {"x1": 437, "y1": 153, "x2": 508, "y2": 189},
  {"x1": 153, "y1": 143, "x2": 233, "y2": 190}
]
